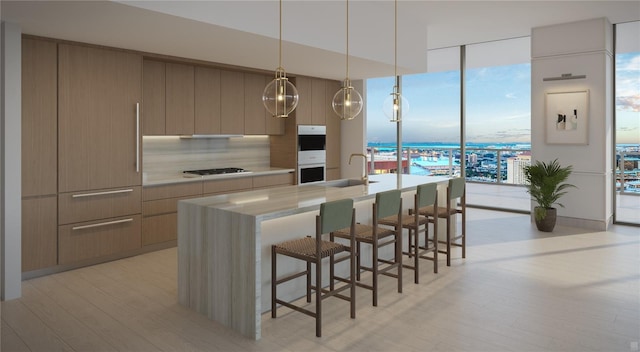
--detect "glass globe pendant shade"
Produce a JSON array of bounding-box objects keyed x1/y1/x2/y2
[
  {"x1": 332, "y1": 79, "x2": 363, "y2": 120},
  {"x1": 263, "y1": 67, "x2": 299, "y2": 118},
  {"x1": 383, "y1": 87, "x2": 409, "y2": 122}
]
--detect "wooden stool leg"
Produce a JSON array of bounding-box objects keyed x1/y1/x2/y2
[
  {"x1": 396, "y1": 228, "x2": 402, "y2": 293},
  {"x1": 372, "y1": 242, "x2": 378, "y2": 306},
  {"x1": 356, "y1": 242, "x2": 362, "y2": 281},
  {"x1": 315, "y1": 258, "x2": 322, "y2": 337},
  {"x1": 446, "y1": 215, "x2": 451, "y2": 267},
  {"x1": 271, "y1": 246, "x2": 277, "y2": 318},
  {"x1": 306, "y1": 262, "x2": 312, "y2": 302},
  {"x1": 414, "y1": 226, "x2": 420, "y2": 284}
]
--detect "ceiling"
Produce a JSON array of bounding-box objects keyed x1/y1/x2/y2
[{"x1": 2, "y1": 1, "x2": 639, "y2": 80}]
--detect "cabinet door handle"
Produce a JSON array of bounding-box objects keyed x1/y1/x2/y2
[
  {"x1": 72, "y1": 218, "x2": 134, "y2": 231},
  {"x1": 72, "y1": 189, "x2": 134, "y2": 198},
  {"x1": 136, "y1": 102, "x2": 140, "y2": 173}
]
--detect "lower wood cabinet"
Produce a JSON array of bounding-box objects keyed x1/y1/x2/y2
[
  {"x1": 58, "y1": 215, "x2": 142, "y2": 265},
  {"x1": 142, "y1": 173, "x2": 293, "y2": 246},
  {"x1": 252, "y1": 173, "x2": 294, "y2": 189},
  {"x1": 59, "y1": 186, "x2": 142, "y2": 225},
  {"x1": 22, "y1": 196, "x2": 58, "y2": 272}
]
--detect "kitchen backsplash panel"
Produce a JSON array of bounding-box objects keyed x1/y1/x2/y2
[{"x1": 143, "y1": 136, "x2": 270, "y2": 175}]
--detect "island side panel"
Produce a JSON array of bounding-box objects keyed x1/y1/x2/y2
[
  {"x1": 228, "y1": 210, "x2": 259, "y2": 339},
  {"x1": 178, "y1": 202, "x2": 259, "y2": 339}
]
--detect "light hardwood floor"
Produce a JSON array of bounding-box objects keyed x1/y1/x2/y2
[{"x1": 2, "y1": 209, "x2": 639, "y2": 351}]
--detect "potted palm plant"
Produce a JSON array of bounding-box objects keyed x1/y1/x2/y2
[{"x1": 523, "y1": 159, "x2": 576, "y2": 232}]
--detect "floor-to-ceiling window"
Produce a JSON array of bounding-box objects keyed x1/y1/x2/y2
[
  {"x1": 464, "y1": 37, "x2": 531, "y2": 211},
  {"x1": 366, "y1": 47, "x2": 460, "y2": 176},
  {"x1": 366, "y1": 40, "x2": 532, "y2": 212},
  {"x1": 614, "y1": 21, "x2": 640, "y2": 225}
]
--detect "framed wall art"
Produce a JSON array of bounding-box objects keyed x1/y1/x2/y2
[{"x1": 545, "y1": 90, "x2": 589, "y2": 145}]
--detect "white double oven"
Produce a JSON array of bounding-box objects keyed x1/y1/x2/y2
[{"x1": 297, "y1": 125, "x2": 326, "y2": 184}]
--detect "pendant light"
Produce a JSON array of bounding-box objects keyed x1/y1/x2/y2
[
  {"x1": 383, "y1": 0, "x2": 409, "y2": 122},
  {"x1": 263, "y1": 0, "x2": 299, "y2": 118},
  {"x1": 332, "y1": 0, "x2": 363, "y2": 121}
]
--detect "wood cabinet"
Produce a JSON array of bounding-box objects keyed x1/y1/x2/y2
[
  {"x1": 252, "y1": 173, "x2": 294, "y2": 189},
  {"x1": 311, "y1": 78, "x2": 327, "y2": 125},
  {"x1": 58, "y1": 187, "x2": 142, "y2": 225},
  {"x1": 141, "y1": 175, "x2": 290, "y2": 246},
  {"x1": 220, "y1": 70, "x2": 245, "y2": 134},
  {"x1": 21, "y1": 37, "x2": 58, "y2": 272},
  {"x1": 203, "y1": 177, "x2": 252, "y2": 196},
  {"x1": 325, "y1": 80, "x2": 342, "y2": 170},
  {"x1": 142, "y1": 60, "x2": 166, "y2": 135},
  {"x1": 57, "y1": 43, "x2": 143, "y2": 266},
  {"x1": 244, "y1": 72, "x2": 268, "y2": 135},
  {"x1": 195, "y1": 66, "x2": 221, "y2": 134},
  {"x1": 166, "y1": 62, "x2": 195, "y2": 135},
  {"x1": 293, "y1": 76, "x2": 328, "y2": 126},
  {"x1": 22, "y1": 196, "x2": 58, "y2": 272},
  {"x1": 142, "y1": 182, "x2": 202, "y2": 246},
  {"x1": 58, "y1": 43, "x2": 142, "y2": 193},
  {"x1": 271, "y1": 77, "x2": 342, "y2": 183},
  {"x1": 22, "y1": 37, "x2": 57, "y2": 197},
  {"x1": 58, "y1": 215, "x2": 142, "y2": 265},
  {"x1": 294, "y1": 76, "x2": 312, "y2": 125}
]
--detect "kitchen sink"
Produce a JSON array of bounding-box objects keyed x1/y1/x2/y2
[{"x1": 322, "y1": 178, "x2": 378, "y2": 188}]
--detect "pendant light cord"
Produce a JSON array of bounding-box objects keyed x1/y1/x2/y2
[
  {"x1": 394, "y1": 0, "x2": 397, "y2": 79},
  {"x1": 278, "y1": 0, "x2": 282, "y2": 69},
  {"x1": 346, "y1": 0, "x2": 349, "y2": 81}
]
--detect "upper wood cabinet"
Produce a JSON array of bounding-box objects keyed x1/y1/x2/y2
[
  {"x1": 58, "y1": 44, "x2": 142, "y2": 192},
  {"x1": 244, "y1": 72, "x2": 268, "y2": 135},
  {"x1": 293, "y1": 76, "x2": 329, "y2": 125},
  {"x1": 166, "y1": 62, "x2": 195, "y2": 135},
  {"x1": 220, "y1": 70, "x2": 245, "y2": 134},
  {"x1": 22, "y1": 37, "x2": 57, "y2": 197},
  {"x1": 195, "y1": 66, "x2": 221, "y2": 134},
  {"x1": 142, "y1": 60, "x2": 166, "y2": 135},
  {"x1": 294, "y1": 76, "x2": 312, "y2": 125},
  {"x1": 311, "y1": 78, "x2": 327, "y2": 125}
]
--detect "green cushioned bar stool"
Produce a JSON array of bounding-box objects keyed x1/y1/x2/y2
[
  {"x1": 417, "y1": 177, "x2": 466, "y2": 266},
  {"x1": 332, "y1": 189, "x2": 403, "y2": 307},
  {"x1": 271, "y1": 198, "x2": 357, "y2": 337},
  {"x1": 379, "y1": 183, "x2": 438, "y2": 284}
]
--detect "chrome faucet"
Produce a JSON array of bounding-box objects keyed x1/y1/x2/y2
[{"x1": 349, "y1": 153, "x2": 369, "y2": 186}]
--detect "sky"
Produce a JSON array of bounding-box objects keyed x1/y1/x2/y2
[{"x1": 366, "y1": 53, "x2": 639, "y2": 145}]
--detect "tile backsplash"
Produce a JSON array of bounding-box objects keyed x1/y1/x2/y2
[{"x1": 143, "y1": 136, "x2": 270, "y2": 175}]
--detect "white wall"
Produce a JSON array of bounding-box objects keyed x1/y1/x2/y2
[
  {"x1": 1, "y1": 21, "x2": 22, "y2": 300},
  {"x1": 531, "y1": 17, "x2": 613, "y2": 230}
]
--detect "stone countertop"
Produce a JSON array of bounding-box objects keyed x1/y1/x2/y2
[
  {"x1": 142, "y1": 167, "x2": 295, "y2": 187},
  {"x1": 181, "y1": 173, "x2": 450, "y2": 220}
]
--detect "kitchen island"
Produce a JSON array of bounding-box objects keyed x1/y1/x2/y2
[{"x1": 177, "y1": 174, "x2": 450, "y2": 339}]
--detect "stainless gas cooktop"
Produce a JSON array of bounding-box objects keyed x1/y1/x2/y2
[{"x1": 183, "y1": 167, "x2": 248, "y2": 177}]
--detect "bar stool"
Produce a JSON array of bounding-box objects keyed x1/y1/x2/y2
[
  {"x1": 332, "y1": 189, "x2": 403, "y2": 307},
  {"x1": 379, "y1": 183, "x2": 438, "y2": 284},
  {"x1": 417, "y1": 177, "x2": 465, "y2": 266},
  {"x1": 271, "y1": 198, "x2": 356, "y2": 337}
]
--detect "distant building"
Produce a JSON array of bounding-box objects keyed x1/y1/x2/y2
[{"x1": 507, "y1": 154, "x2": 531, "y2": 184}]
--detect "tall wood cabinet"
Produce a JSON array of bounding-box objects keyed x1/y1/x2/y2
[
  {"x1": 270, "y1": 77, "x2": 342, "y2": 182},
  {"x1": 57, "y1": 43, "x2": 143, "y2": 265},
  {"x1": 325, "y1": 80, "x2": 342, "y2": 179},
  {"x1": 58, "y1": 43, "x2": 142, "y2": 192},
  {"x1": 21, "y1": 37, "x2": 58, "y2": 272}
]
